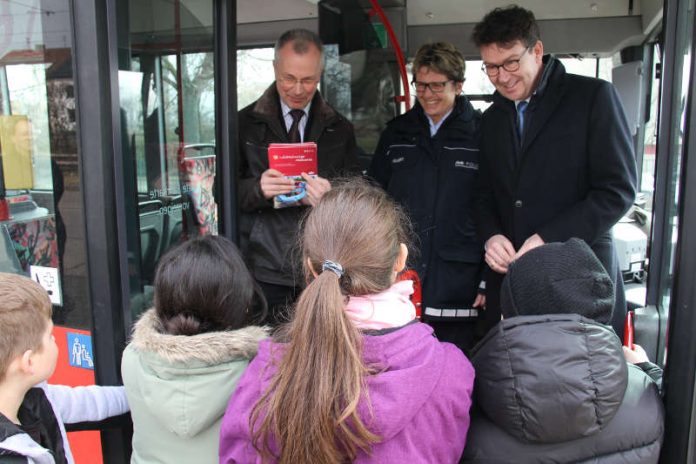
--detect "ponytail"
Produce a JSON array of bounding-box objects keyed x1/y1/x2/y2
[
  {"x1": 251, "y1": 268, "x2": 379, "y2": 463},
  {"x1": 250, "y1": 178, "x2": 411, "y2": 463}
]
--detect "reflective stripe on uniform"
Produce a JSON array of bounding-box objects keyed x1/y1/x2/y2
[{"x1": 424, "y1": 307, "x2": 479, "y2": 318}]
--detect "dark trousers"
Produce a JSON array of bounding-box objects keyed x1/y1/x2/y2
[
  {"x1": 425, "y1": 319, "x2": 479, "y2": 354},
  {"x1": 257, "y1": 280, "x2": 301, "y2": 327},
  {"x1": 481, "y1": 271, "x2": 504, "y2": 335}
]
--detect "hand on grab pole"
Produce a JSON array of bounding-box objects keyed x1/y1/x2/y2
[
  {"x1": 623, "y1": 344, "x2": 650, "y2": 364},
  {"x1": 485, "y1": 234, "x2": 516, "y2": 274}
]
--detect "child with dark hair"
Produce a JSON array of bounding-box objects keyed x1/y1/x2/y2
[
  {"x1": 462, "y1": 238, "x2": 663, "y2": 463},
  {"x1": 219, "y1": 178, "x2": 475, "y2": 464},
  {"x1": 121, "y1": 235, "x2": 269, "y2": 463}
]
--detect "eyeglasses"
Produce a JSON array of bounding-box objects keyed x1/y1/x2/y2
[
  {"x1": 278, "y1": 75, "x2": 320, "y2": 89},
  {"x1": 411, "y1": 80, "x2": 453, "y2": 94},
  {"x1": 481, "y1": 47, "x2": 532, "y2": 77}
]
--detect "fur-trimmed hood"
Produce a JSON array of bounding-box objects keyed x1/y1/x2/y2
[
  {"x1": 121, "y1": 309, "x2": 270, "y2": 447},
  {"x1": 129, "y1": 308, "x2": 269, "y2": 365}
]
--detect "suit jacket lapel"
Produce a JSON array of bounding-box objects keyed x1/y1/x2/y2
[
  {"x1": 306, "y1": 112, "x2": 325, "y2": 142},
  {"x1": 306, "y1": 90, "x2": 337, "y2": 142},
  {"x1": 519, "y1": 57, "x2": 565, "y2": 157},
  {"x1": 520, "y1": 88, "x2": 563, "y2": 155},
  {"x1": 250, "y1": 84, "x2": 289, "y2": 142}
]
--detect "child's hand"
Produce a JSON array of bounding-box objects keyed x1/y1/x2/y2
[
  {"x1": 623, "y1": 344, "x2": 650, "y2": 364},
  {"x1": 300, "y1": 173, "x2": 331, "y2": 206}
]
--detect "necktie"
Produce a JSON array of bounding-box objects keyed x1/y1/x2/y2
[
  {"x1": 516, "y1": 101, "x2": 528, "y2": 143},
  {"x1": 287, "y1": 109, "x2": 305, "y2": 143}
]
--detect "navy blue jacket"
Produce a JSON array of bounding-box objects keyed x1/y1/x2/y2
[
  {"x1": 476, "y1": 57, "x2": 637, "y2": 331},
  {"x1": 369, "y1": 96, "x2": 484, "y2": 319}
]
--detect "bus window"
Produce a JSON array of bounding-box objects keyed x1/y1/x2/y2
[
  {"x1": 463, "y1": 59, "x2": 494, "y2": 112},
  {"x1": 114, "y1": 0, "x2": 218, "y2": 319},
  {"x1": 237, "y1": 48, "x2": 276, "y2": 110},
  {"x1": 0, "y1": 1, "x2": 90, "y2": 332},
  {"x1": 641, "y1": 43, "x2": 662, "y2": 208},
  {"x1": 559, "y1": 56, "x2": 614, "y2": 80}
]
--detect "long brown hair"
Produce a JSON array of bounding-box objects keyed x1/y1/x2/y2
[{"x1": 251, "y1": 178, "x2": 410, "y2": 463}]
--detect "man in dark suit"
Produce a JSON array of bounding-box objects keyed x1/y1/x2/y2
[{"x1": 471, "y1": 5, "x2": 637, "y2": 336}]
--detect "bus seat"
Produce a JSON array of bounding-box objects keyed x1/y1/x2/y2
[
  {"x1": 179, "y1": 153, "x2": 218, "y2": 236},
  {"x1": 161, "y1": 195, "x2": 184, "y2": 251}
]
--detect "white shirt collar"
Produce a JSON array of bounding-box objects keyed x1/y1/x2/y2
[
  {"x1": 515, "y1": 97, "x2": 531, "y2": 109},
  {"x1": 426, "y1": 108, "x2": 453, "y2": 137},
  {"x1": 280, "y1": 98, "x2": 311, "y2": 118}
]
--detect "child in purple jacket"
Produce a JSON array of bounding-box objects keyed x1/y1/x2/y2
[{"x1": 219, "y1": 179, "x2": 475, "y2": 464}]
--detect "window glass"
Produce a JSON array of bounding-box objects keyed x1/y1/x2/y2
[
  {"x1": 115, "y1": 0, "x2": 217, "y2": 318},
  {"x1": 660, "y1": 0, "x2": 694, "y2": 364},
  {"x1": 597, "y1": 55, "x2": 617, "y2": 82},
  {"x1": 463, "y1": 59, "x2": 494, "y2": 112},
  {"x1": 641, "y1": 44, "x2": 662, "y2": 204},
  {"x1": 559, "y1": 57, "x2": 597, "y2": 79},
  {"x1": 237, "y1": 48, "x2": 276, "y2": 110},
  {"x1": 0, "y1": 0, "x2": 90, "y2": 329}
]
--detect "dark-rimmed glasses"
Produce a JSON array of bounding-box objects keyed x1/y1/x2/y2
[
  {"x1": 411, "y1": 80, "x2": 453, "y2": 94},
  {"x1": 481, "y1": 47, "x2": 532, "y2": 77}
]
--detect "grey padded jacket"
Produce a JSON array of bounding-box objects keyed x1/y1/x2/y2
[{"x1": 461, "y1": 314, "x2": 664, "y2": 463}]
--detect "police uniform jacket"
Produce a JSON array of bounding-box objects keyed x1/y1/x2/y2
[{"x1": 369, "y1": 96, "x2": 484, "y2": 319}]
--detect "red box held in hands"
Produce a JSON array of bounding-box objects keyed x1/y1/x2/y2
[{"x1": 268, "y1": 143, "x2": 317, "y2": 208}]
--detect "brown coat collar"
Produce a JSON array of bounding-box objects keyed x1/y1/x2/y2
[{"x1": 249, "y1": 83, "x2": 341, "y2": 141}]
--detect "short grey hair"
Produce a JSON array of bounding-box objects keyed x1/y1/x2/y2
[{"x1": 274, "y1": 28, "x2": 325, "y2": 66}]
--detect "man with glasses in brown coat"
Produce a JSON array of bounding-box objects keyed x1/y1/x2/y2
[
  {"x1": 238, "y1": 29, "x2": 360, "y2": 325},
  {"x1": 369, "y1": 42, "x2": 485, "y2": 352}
]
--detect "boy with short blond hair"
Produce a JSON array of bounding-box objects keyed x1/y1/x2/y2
[{"x1": 0, "y1": 273, "x2": 128, "y2": 463}]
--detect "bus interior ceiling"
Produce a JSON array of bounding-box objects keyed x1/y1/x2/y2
[{"x1": 237, "y1": 0, "x2": 663, "y2": 57}]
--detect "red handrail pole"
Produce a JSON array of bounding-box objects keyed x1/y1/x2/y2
[{"x1": 368, "y1": 0, "x2": 412, "y2": 111}]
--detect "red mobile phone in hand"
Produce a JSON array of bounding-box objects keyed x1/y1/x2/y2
[{"x1": 623, "y1": 310, "x2": 635, "y2": 350}]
